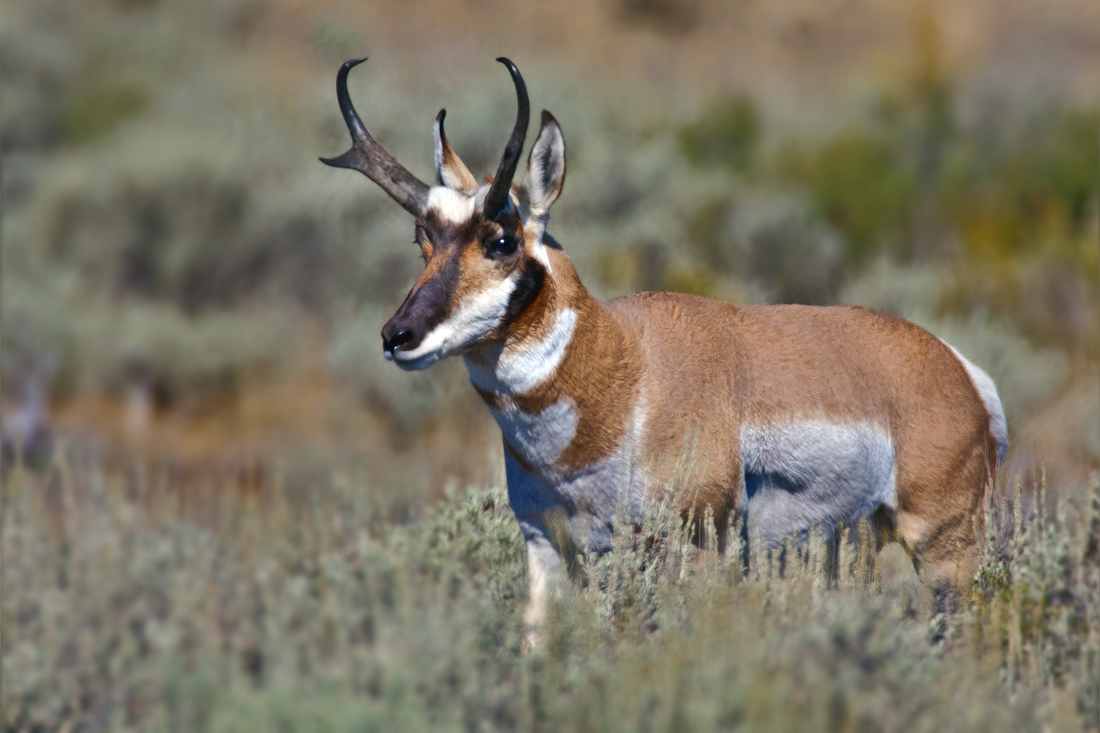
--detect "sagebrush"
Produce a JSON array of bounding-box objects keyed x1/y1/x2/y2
[{"x1": 3, "y1": 449, "x2": 1098, "y2": 731}]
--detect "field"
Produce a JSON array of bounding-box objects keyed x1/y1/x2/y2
[
  {"x1": 4, "y1": 452, "x2": 1100, "y2": 731},
  {"x1": 2, "y1": 0, "x2": 1099, "y2": 729}
]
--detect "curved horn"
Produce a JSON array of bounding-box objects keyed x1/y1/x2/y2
[
  {"x1": 483, "y1": 57, "x2": 530, "y2": 220},
  {"x1": 320, "y1": 58, "x2": 430, "y2": 217}
]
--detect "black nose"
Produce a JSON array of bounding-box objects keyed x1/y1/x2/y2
[{"x1": 381, "y1": 328, "x2": 415, "y2": 359}]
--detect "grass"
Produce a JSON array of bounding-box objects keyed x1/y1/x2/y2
[{"x1": 3, "y1": 447, "x2": 1099, "y2": 731}]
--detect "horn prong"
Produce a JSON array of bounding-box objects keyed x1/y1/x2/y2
[{"x1": 321, "y1": 57, "x2": 430, "y2": 217}]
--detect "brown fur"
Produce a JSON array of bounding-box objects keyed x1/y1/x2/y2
[{"x1": 468, "y1": 245, "x2": 997, "y2": 592}]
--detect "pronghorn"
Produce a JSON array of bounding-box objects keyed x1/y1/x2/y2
[{"x1": 321, "y1": 57, "x2": 1006, "y2": 630}]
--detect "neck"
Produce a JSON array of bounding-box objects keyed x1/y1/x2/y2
[
  {"x1": 463, "y1": 253, "x2": 604, "y2": 396},
  {"x1": 464, "y1": 251, "x2": 643, "y2": 474}
]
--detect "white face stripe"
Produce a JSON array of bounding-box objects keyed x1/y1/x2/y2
[
  {"x1": 466, "y1": 308, "x2": 577, "y2": 395},
  {"x1": 426, "y1": 186, "x2": 476, "y2": 223},
  {"x1": 398, "y1": 185, "x2": 554, "y2": 372},
  {"x1": 740, "y1": 420, "x2": 896, "y2": 545},
  {"x1": 393, "y1": 273, "x2": 519, "y2": 370}
]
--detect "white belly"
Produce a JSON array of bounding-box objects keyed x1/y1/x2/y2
[{"x1": 740, "y1": 420, "x2": 897, "y2": 544}]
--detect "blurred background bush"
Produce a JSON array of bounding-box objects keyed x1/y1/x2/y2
[{"x1": 2, "y1": 0, "x2": 1097, "y2": 500}]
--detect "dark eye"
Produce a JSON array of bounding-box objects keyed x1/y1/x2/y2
[{"x1": 491, "y1": 236, "x2": 518, "y2": 256}]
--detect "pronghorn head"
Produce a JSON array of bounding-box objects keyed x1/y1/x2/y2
[{"x1": 321, "y1": 58, "x2": 567, "y2": 370}]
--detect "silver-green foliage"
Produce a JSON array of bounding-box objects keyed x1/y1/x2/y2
[{"x1": 3, "y1": 453, "x2": 1098, "y2": 732}]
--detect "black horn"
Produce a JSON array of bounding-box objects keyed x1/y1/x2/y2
[
  {"x1": 320, "y1": 58, "x2": 430, "y2": 217},
  {"x1": 483, "y1": 58, "x2": 530, "y2": 220}
]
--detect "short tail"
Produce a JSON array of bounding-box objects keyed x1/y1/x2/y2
[{"x1": 942, "y1": 342, "x2": 1007, "y2": 466}]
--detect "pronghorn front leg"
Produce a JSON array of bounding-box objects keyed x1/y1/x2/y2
[{"x1": 519, "y1": 527, "x2": 566, "y2": 651}]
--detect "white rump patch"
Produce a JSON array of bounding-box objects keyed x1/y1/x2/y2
[
  {"x1": 940, "y1": 341, "x2": 1008, "y2": 464},
  {"x1": 393, "y1": 273, "x2": 519, "y2": 370},
  {"x1": 740, "y1": 420, "x2": 896, "y2": 545},
  {"x1": 467, "y1": 308, "x2": 577, "y2": 395},
  {"x1": 426, "y1": 186, "x2": 476, "y2": 223}
]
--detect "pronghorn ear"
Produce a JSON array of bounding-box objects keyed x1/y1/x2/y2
[
  {"x1": 433, "y1": 110, "x2": 479, "y2": 193},
  {"x1": 521, "y1": 110, "x2": 566, "y2": 219}
]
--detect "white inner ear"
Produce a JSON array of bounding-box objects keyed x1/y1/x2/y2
[{"x1": 525, "y1": 123, "x2": 565, "y2": 218}]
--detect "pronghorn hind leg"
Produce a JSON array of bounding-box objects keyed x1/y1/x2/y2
[
  {"x1": 894, "y1": 434, "x2": 989, "y2": 617},
  {"x1": 896, "y1": 508, "x2": 979, "y2": 615}
]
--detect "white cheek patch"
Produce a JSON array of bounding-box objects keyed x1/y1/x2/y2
[
  {"x1": 740, "y1": 420, "x2": 896, "y2": 545},
  {"x1": 426, "y1": 186, "x2": 476, "y2": 223},
  {"x1": 394, "y1": 273, "x2": 519, "y2": 367},
  {"x1": 467, "y1": 308, "x2": 577, "y2": 395}
]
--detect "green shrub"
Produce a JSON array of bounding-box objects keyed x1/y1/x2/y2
[
  {"x1": 776, "y1": 131, "x2": 916, "y2": 265},
  {"x1": 679, "y1": 95, "x2": 761, "y2": 174},
  {"x1": 4, "y1": 451, "x2": 1098, "y2": 732}
]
